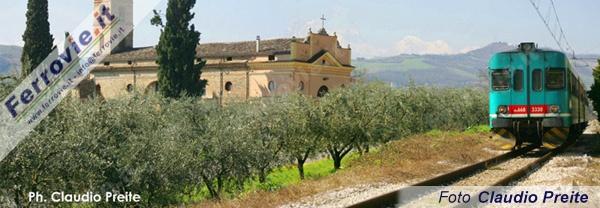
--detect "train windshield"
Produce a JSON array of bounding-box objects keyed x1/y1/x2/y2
[
  {"x1": 513, "y1": 70, "x2": 523, "y2": 91},
  {"x1": 546, "y1": 68, "x2": 565, "y2": 90},
  {"x1": 491, "y1": 69, "x2": 510, "y2": 91}
]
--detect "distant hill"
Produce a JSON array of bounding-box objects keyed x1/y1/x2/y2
[
  {"x1": 354, "y1": 42, "x2": 598, "y2": 88},
  {"x1": 0, "y1": 45, "x2": 22, "y2": 77},
  {"x1": 0, "y1": 43, "x2": 597, "y2": 88}
]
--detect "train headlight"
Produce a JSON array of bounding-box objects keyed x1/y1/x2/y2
[
  {"x1": 498, "y1": 105, "x2": 508, "y2": 114},
  {"x1": 550, "y1": 105, "x2": 560, "y2": 113}
]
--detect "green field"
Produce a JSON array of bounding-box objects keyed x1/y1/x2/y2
[{"x1": 182, "y1": 153, "x2": 360, "y2": 203}]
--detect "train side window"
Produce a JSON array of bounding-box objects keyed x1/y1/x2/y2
[
  {"x1": 575, "y1": 77, "x2": 579, "y2": 95},
  {"x1": 513, "y1": 70, "x2": 523, "y2": 91},
  {"x1": 571, "y1": 74, "x2": 577, "y2": 94},
  {"x1": 546, "y1": 68, "x2": 565, "y2": 90},
  {"x1": 491, "y1": 69, "x2": 510, "y2": 91},
  {"x1": 532, "y1": 69, "x2": 542, "y2": 91},
  {"x1": 569, "y1": 75, "x2": 575, "y2": 92}
]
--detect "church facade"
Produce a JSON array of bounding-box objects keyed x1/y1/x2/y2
[{"x1": 79, "y1": 0, "x2": 354, "y2": 101}]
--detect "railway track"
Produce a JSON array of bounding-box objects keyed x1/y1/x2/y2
[{"x1": 348, "y1": 142, "x2": 574, "y2": 208}]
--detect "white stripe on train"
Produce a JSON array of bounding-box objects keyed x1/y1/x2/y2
[{"x1": 489, "y1": 113, "x2": 571, "y2": 118}]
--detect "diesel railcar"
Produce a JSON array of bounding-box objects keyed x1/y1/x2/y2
[{"x1": 489, "y1": 42, "x2": 593, "y2": 148}]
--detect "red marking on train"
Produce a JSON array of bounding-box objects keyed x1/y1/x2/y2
[
  {"x1": 530, "y1": 105, "x2": 548, "y2": 114},
  {"x1": 509, "y1": 105, "x2": 548, "y2": 114},
  {"x1": 509, "y1": 105, "x2": 528, "y2": 114}
]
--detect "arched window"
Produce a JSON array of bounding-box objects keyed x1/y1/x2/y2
[
  {"x1": 225, "y1": 81, "x2": 233, "y2": 92},
  {"x1": 298, "y1": 81, "x2": 305, "y2": 91},
  {"x1": 317, "y1": 85, "x2": 329, "y2": 97},
  {"x1": 95, "y1": 84, "x2": 104, "y2": 98},
  {"x1": 268, "y1": 81, "x2": 277, "y2": 92},
  {"x1": 126, "y1": 84, "x2": 134, "y2": 93},
  {"x1": 146, "y1": 81, "x2": 159, "y2": 94}
]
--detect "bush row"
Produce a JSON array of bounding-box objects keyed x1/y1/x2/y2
[{"x1": 0, "y1": 82, "x2": 488, "y2": 206}]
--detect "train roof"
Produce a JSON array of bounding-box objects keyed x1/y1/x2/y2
[
  {"x1": 489, "y1": 43, "x2": 586, "y2": 88},
  {"x1": 494, "y1": 42, "x2": 565, "y2": 55},
  {"x1": 495, "y1": 48, "x2": 565, "y2": 55}
]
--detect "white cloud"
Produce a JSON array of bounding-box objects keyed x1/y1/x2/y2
[
  {"x1": 393, "y1": 36, "x2": 452, "y2": 55},
  {"x1": 459, "y1": 46, "x2": 479, "y2": 53},
  {"x1": 285, "y1": 23, "x2": 481, "y2": 58}
]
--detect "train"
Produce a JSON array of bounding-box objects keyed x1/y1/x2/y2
[{"x1": 488, "y1": 42, "x2": 594, "y2": 149}]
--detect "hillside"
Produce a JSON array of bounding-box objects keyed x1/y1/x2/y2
[
  {"x1": 354, "y1": 42, "x2": 598, "y2": 88},
  {"x1": 0, "y1": 45, "x2": 22, "y2": 76},
  {"x1": 0, "y1": 43, "x2": 597, "y2": 87}
]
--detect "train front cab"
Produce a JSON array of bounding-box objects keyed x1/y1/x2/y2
[{"x1": 489, "y1": 50, "x2": 583, "y2": 148}]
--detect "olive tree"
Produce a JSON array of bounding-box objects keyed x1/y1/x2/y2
[
  {"x1": 0, "y1": 81, "x2": 491, "y2": 205},
  {"x1": 0, "y1": 98, "x2": 110, "y2": 207},
  {"x1": 113, "y1": 96, "x2": 214, "y2": 205},
  {"x1": 278, "y1": 93, "x2": 321, "y2": 179},
  {"x1": 351, "y1": 83, "x2": 398, "y2": 153},
  {"x1": 195, "y1": 102, "x2": 251, "y2": 199},
  {"x1": 245, "y1": 99, "x2": 287, "y2": 183}
]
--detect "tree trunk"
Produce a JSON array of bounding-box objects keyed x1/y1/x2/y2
[
  {"x1": 202, "y1": 174, "x2": 221, "y2": 200},
  {"x1": 331, "y1": 153, "x2": 342, "y2": 170},
  {"x1": 333, "y1": 156, "x2": 342, "y2": 170},
  {"x1": 204, "y1": 181, "x2": 219, "y2": 199},
  {"x1": 297, "y1": 159, "x2": 306, "y2": 180},
  {"x1": 14, "y1": 188, "x2": 21, "y2": 208},
  {"x1": 328, "y1": 144, "x2": 353, "y2": 170},
  {"x1": 217, "y1": 176, "x2": 224, "y2": 194},
  {"x1": 356, "y1": 144, "x2": 364, "y2": 155},
  {"x1": 258, "y1": 167, "x2": 267, "y2": 183}
]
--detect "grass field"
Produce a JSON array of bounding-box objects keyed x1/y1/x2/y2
[
  {"x1": 181, "y1": 152, "x2": 361, "y2": 203},
  {"x1": 193, "y1": 126, "x2": 509, "y2": 208}
]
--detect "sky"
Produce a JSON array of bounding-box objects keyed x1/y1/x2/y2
[{"x1": 1, "y1": 0, "x2": 599, "y2": 58}]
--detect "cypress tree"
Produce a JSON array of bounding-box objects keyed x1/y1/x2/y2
[
  {"x1": 21, "y1": 0, "x2": 54, "y2": 78},
  {"x1": 589, "y1": 60, "x2": 600, "y2": 113},
  {"x1": 155, "y1": 0, "x2": 206, "y2": 98}
]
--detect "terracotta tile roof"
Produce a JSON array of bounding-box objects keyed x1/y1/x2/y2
[{"x1": 104, "y1": 38, "x2": 302, "y2": 62}]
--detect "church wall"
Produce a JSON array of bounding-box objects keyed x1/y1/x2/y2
[
  {"x1": 309, "y1": 35, "x2": 337, "y2": 57},
  {"x1": 94, "y1": 71, "x2": 135, "y2": 98},
  {"x1": 92, "y1": 69, "x2": 158, "y2": 98},
  {"x1": 218, "y1": 71, "x2": 249, "y2": 100},
  {"x1": 335, "y1": 48, "x2": 351, "y2": 66},
  {"x1": 201, "y1": 66, "x2": 252, "y2": 100},
  {"x1": 249, "y1": 70, "x2": 295, "y2": 97},
  {"x1": 291, "y1": 42, "x2": 311, "y2": 61},
  {"x1": 90, "y1": 64, "x2": 352, "y2": 100},
  {"x1": 301, "y1": 71, "x2": 350, "y2": 97},
  {"x1": 87, "y1": 30, "x2": 353, "y2": 100},
  {"x1": 135, "y1": 71, "x2": 159, "y2": 93},
  {"x1": 202, "y1": 71, "x2": 221, "y2": 99},
  {"x1": 290, "y1": 34, "x2": 351, "y2": 66},
  {"x1": 293, "y1": 72, "x2": 311, "y2": 95}
]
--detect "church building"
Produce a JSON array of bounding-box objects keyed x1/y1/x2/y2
[{"x1": 80, "y1": 0, "x2": 354, "y2": 101}]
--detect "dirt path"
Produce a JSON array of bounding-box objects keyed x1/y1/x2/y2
[
  {"x1": 196, "y1": 132, "x2": 508, "y2": 208},
  {"x1": 276, "y1": 134, "x2": 507, "y2": 208},
  {"x1": 279, "y1": 123, "x2": 600, "y2": 208}
]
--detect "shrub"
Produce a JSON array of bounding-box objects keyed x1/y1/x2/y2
[{"x1": 0, "y1": 83, "x2": 489, "y2": 206}]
